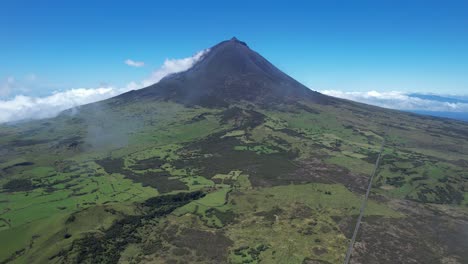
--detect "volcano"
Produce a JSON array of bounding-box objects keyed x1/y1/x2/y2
[
  {"x1": 1, "y1": 38, "x2": 468, "y2": 264},
  {"x1": 119, "y1": 37, "x2": 330, "y2": 106}
]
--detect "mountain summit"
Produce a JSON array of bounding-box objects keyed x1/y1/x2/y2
[{"x1": 123, "y1": 38, "x2": 328, "y2": 106}]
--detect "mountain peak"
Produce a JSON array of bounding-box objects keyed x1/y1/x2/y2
[
  {"x1": 228, "y1": 36, "x2": 248, "y2": 46},
  {"x1": 124, "y1": 38, "x2": 328, "y2": 106}
]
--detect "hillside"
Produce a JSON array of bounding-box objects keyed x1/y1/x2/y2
[{"x1": 0, "y1": 38, "x2": 467, "y2": 264}]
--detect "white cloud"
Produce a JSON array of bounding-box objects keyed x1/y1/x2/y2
[
  {"x1": 321, "y1": 90, "x2": 468, "y2": 112},
  {"x1": 125, "y1": 59, "x2": 145, "y2": 67},
  {"x1": 0, "y1": 49, "x2": 209, "y2": 123},
  {"x1": 0, "y1": 87, "x2": 120, "y2": 123},
  {"x1": 141, "y1": 49, "x2": 208, "y2": 87}
]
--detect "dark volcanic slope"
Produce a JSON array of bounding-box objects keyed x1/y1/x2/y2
[{"x1": 120, "y1": 37, "x2": 330, "y2": 106}]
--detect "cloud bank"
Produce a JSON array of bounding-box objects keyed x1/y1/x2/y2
[
  {"x1": 0, "y1": 49, "x2": 209, "y2": 123},
  {"x1": 0, "y1": 87, "x2": 120, "y2": 123},
  {"x1": 321, "y1": 90, "x2": 468, "y2": 112},
  {"x1": 125, "y1": 59, "x2": 145, "y2": 67}
]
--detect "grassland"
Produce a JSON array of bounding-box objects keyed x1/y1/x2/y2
[{"x1": 1, "y1": 98, "x2": 467, "y2": 263}]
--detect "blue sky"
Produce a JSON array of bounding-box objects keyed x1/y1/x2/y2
[{"x1": 1, "y1": 0, "x2": 468, "y2": 122}]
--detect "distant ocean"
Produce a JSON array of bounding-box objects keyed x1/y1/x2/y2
[
  {"x1": 405, "y1": 93, "x2": 468, "y2": 122},
  {"x1": 408, "y1": 110, "x2": 468, "y2": 122}
]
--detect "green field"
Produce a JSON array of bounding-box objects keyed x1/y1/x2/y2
[{"x1": 1, "y1": 98, "x2": 467, "y2": 263}]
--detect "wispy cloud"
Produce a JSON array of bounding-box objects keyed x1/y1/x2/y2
[
  {"x1": 125, "y1": 59, "x2": 145, "y2": 67},
  {"x1": 0, "y1": 76, "x2": 15, "y2": 98},
  {"x1": 321, "y1": 90, "x2": 468, "y2": 112},
  {"x1": 0, "y1": 74, "x2": 40, "y2": 99},
  {"x1": 141, "y1": 49, "x2": 208, "y2": 87},
  {"x1": 0, "y1": 50, "x2": 209, "y2": 123}
]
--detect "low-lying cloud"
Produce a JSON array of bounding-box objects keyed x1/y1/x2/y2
[
  {"x1": 321, "y1": 90, "x2": 468, "y2": 112},
  {"x1": 0, "y1": 49, "x2": 209, "y2": 123},
  {"x1": 0, "y1": 87, "x2": 120, "y2": 123}
]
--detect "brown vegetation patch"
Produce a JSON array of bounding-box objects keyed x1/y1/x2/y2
[
  {"x1": 172, "y1": 136, "x2": 298, "y2": 187},
  {"x1": 291, "y1": 158, "x2": 368, "y2": 193},
  {"x1": 170, "y1": 228, "x2": 233, "y2": 262},
  {"x1": 351, "y1": 201, "x2": 468, "y2": 264}
]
